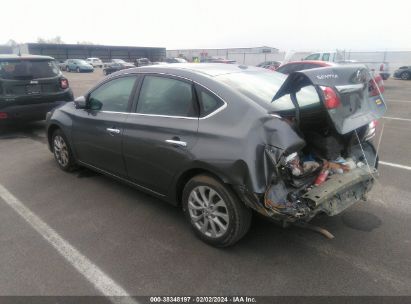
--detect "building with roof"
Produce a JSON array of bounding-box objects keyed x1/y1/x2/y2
[
  {"x1": 0, "y1": 45, "x2": 13, "y2": 54},
  {"x1": 13, "y1": 43, "x2": 166, "y2": 62},
  {"x1": 167, "y1": 46, "x2": 279, "y2": 61}
]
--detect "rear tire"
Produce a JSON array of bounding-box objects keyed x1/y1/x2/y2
[
  {"x1": 52, "y1": 129, "x2": 77, "y2": 172},
  {"x1": 401, "y1": 72, "x2": 410, "y2": 80},
  {"x1": 182, "y1": 175, "x2": 252, "y2": 247}
]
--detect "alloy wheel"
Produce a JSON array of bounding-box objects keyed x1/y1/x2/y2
[
  {"x1": 188, "y1": 186, "x2": 229, "y2": 238},
  {"x1": 53, "y1": 135, "x2": 69, "y2": 167},
  {"x1": 401, "y1": 72, "x2": 410, "y2": 80}
]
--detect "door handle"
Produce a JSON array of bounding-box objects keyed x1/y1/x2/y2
[
  {"x1": 165, "y1": 139, "x2": 187, "y2": 147},
  {"x1": 106, "y1": 128, "x2": 121, "y2": 134}
]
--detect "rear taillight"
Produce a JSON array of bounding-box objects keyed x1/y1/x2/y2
[
  {"x1": 60, "y1": 78, "x2": 69, "y2": 89},
  {"x1": 0, "y1": 112, "x2": 8, "y2": 120},
  {"x1": 369, "y1": 76, "x2": 384, "y2": 96},
  {"x1": 364, "y1": 119, "x2": 378, "y2": 141},
  {"x1": 321, "y1": 87, "x2": 341, "y2": 109}
]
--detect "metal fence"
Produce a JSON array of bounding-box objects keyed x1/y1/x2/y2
[
  {"x1": 168, "y1": 49, "x2": 411, "y2": 72},
  {"x1": 226, "y1": 51, "x2": 411, "y2": 72}
]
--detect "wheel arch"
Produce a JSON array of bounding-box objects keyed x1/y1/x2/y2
[
  {"x1": 47, "y1": 123, "x2": 61, "y2": 151},
  {"x1": 172, "y1": 167, "x2": 236, "y2": 207}
]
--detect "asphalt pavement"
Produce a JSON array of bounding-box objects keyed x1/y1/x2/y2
[{"x1": 0, "y1": 69, "x2": 410, "y2": 297}]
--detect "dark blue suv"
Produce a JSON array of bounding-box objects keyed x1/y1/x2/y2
[{"x1": 0, "y1": 54, "x2": 73, "y2": 124}]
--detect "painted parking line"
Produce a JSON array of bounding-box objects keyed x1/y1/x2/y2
[
  {"x1": 388, "y1": 99, "x2": 411, "y2": 103},
  {"x1": 0, "y1": 183, "x2": 137, "y2": 304},
  {"x1": 383, "y1": 116, "x2": 411, "y2": 122},
  {"x1": 379, "y1": 161, "x2": 411, "y2": 171}
]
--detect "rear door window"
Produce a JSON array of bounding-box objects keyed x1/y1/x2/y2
[
  {"x1": 0, "y1": 59, "x2": 60, "y2": 80},
  {"x1": 195, "y1": 85, "x2": 224, "y2": 117},
  {"x1": 136, "y1": 76, "x2": 198, "y2": 117}
]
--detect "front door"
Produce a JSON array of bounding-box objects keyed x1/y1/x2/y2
[{"x1": 72, "y1": 75, "x2": 138, "y2": 177}]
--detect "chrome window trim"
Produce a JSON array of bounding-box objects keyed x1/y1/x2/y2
[
  {"x1": 117, "y1": 71, "x2": 228, "y2": 119},
  {"x1": 130, "y1": 112, "x2": 198, "y2": 120},
  {"x1": 100, "y1": 111, "x2": 130, "y2": 115}
]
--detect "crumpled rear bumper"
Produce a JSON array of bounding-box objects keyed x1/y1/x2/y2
[
  {"x1": 301, "y1": 167, "x2": 376, "y2": 219},
  {"x1": 238, "y1": 167, "x2": 377, "y2": 223}
]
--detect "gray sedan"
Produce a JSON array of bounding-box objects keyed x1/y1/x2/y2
[{"x1": 46, "y1": 63, "x2": 386, "y2": 247}]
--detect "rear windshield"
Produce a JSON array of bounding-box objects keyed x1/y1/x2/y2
[
  {"x1": 216, "y1": 70, "x2": 320, "y2": 111},
  {"x1": 0, "y1": 59, "x2": 60, "y2": 80}
]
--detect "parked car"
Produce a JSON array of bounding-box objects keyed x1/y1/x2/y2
[
  {"x1": 0, "y1": 54, "x2": 73, "y2": 124},
  {"x1": 201, "y1": 57, "x2": 236, "y2": 64},
  {"x1": 86, "y1": 57, "x2": 103, "y2": 68},
  {"x1": 276, "y1": 60, "x2": 385, "y2": 97},
  {"x1": 46, "y1": 63, "x2": 385, "y2": 247},
  {"x1": 57, "y1": 60, "x2": 67, "y2": 71},
  {"x1": 165, "y1": 58, "x2": 188, "y2": 63},
  {"x1": 393, "y1": 66, "x2": 411, "y2": 80},
  {"x1": 65, "y1": 59, "x2": 94, "y2": 73},
  {"x1": 304, "y1": 51, "x2": 391, "y2": 80},
  {"x1": 134, "y1": 58, "x2": 152, "y2": 67},
  {"x1": 102, "y1": 59, "x2": 135, "y2": 75},
  {"x1": 256, "y1": 61, "x2": 282, "y2": 70},
  {"x1": 152, "y1": 62, "x2": 169, "y2": 65}
]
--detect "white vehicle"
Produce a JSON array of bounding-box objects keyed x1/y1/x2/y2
[
  {"x1": 85, "y1": 57, "x2": 103, "y2": 68},
  {"x1": 304, "y1": 51, "x2": 391, "y2": 80}
]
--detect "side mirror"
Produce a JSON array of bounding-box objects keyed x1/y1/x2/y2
[{"x1": 74, "y1": 96, "x2": 88, "y2": 109}]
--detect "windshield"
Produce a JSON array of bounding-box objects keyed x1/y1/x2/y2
[
  {"x1": 216, "y1": 70, "x2": 320, "y2": 111},
  {"x1": 75, "y1": 60, "x2": 88, "y2": 65},
  {"x1": 113, "y1": 59, "x2": 126, "y2": 63},
  {"x1": 0, "y1": 59, "x2": 60, "y2": 80}
]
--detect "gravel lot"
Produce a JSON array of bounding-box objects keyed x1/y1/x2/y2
[{"x1": 0, "y1": 68, "x2": 410, "y2": 297}]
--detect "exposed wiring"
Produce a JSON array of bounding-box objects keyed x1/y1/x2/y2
[
  {"x1": 374, "y1": 121, "x2": 385, "y2": 167},
  {"x1": 354, "y1": 130, "x2": 377, "y2": 181}
]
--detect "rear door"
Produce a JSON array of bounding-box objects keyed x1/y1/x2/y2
[
  {"x1": 72, "y1": 75, "x2": 139, "y2": 177},
  {"x1": 123, "y1": 74, "x2": 199, "y2": 195}
]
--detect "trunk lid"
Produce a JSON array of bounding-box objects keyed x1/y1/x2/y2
[{"x1": 272, "y1": 65, "x2": 387, "y2": 134}]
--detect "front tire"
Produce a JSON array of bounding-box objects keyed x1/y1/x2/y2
[
  {"x1": 182, "y1": 175, "x2": 252, "y2": 247},
  {"x1": 401, "y1": 72, "x2": 410, "y2": 80},
  {"x1": 76, "y1": 67, "x2": 81, "y2": 73},
  {"x1": 52, "y1": 129, "x2": 77, "y2": 172},
  {"x1": 66, "y1": 66, "x2": 70, "y2": 72}
]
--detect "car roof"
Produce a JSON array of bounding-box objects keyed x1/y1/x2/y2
[
  {"x1": 115, "y1": 63, "x2": 263, "y2": 77},
  {"x1": 0, "y1": 54, "x2": 54, "y2": 60}
]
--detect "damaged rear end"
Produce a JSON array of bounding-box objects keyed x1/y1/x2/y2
[{"x1": 260, "y1": 65, "x2": 386, "y2": 223}]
